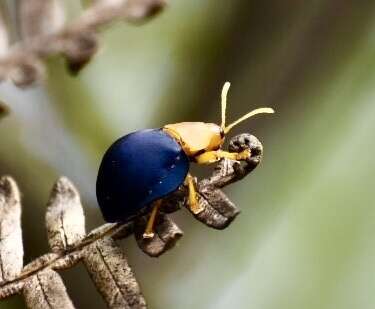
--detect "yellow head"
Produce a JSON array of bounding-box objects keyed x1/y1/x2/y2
[{"x1": 163, "y1": 82, "x2": 274, "y2": 157}]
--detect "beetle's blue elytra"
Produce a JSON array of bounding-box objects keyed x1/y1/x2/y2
[
  {"x1": 96, "y1": 129, "x2": 189, "y2": 223},
  {"x1": 96, "y1": 82, "x2": 274, "y2": 238}
]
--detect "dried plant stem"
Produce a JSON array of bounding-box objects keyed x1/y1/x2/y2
[
  {"x1": 0, "y1": 222, "x2": 131, "y2": 296},
  {"x1": 0, "y1": 133, "x2": 262, "y2": 308}
]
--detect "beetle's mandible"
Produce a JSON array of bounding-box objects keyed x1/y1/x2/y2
[{"x1": 96, "y1": 82, "x2": 274, "y2": 238}]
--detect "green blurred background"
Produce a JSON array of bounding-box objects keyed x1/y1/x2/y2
[{"x1": 2, "y1": 0, "x2": 375, "y2": 308}]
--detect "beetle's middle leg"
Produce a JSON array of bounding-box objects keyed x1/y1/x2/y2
[
  {"x1": 185, "y1": 173, "x2": 204, "y2": 214},
  {"x1": 143, "y1": 199, "x2": 162, "y2": 239},
  {"x1": 194, "y1": 149, "x2": 251, "y2": 165}
]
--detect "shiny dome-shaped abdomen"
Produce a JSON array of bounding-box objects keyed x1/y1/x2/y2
[{"x1": 96, "y1": 129, "x2": 189, "y2": 222}]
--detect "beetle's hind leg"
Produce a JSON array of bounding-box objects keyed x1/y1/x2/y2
[
  {"x1": 143, "y1": 199, "x2": 162, "y2": 239},
  {"x1": 185, "y1": 173, "x2": 204, "y2": 214}
]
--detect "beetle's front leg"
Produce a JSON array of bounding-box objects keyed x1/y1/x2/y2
[
  {"x1": 194, "y1": 149, "x2": 251, "y2": 165},
  {"x1": 143, "y1": 199, "x2": 162, "y2": 239},
  {"x1": 185, "y1": 173, "x2": 204, "y2": 214}
]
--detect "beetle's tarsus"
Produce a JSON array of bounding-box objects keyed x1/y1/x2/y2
[
  {"x1": 142, "y1": 231, "x2": 155, "y2": 239},
  {"x1": 236, "y1": 149, "x2": 251, "y2": 161},
  {"x1": 189, "y1": 199, "x2": 204, "y2": 215},
  {"x1": 142, "y1": 200, "x2": 162, "y2": 239}
]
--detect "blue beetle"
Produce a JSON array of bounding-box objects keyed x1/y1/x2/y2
[{"x1": 96, "y1": 82, "x2": 274, "y2": 238}]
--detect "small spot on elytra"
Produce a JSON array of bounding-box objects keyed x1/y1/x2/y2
[
  {"x1": 171, "y1": 164, "x2": 176, "y2": 169},
  {"x1": 176, "y1": 156, "x2": 180, "y2": 160},
  {"x1": 148, "y1": 189, "x2": 153, "y2": 195}
]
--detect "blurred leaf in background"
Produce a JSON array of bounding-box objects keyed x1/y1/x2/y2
[{"x1": 1, "y1": 0, "x2": 375, "y2": 308}]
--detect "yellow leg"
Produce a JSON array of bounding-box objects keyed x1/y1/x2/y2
[
  {"x1": 143, "y1": 199, "x2": 162, "y2": 239},
  {"x1": 185, "y1": 173, "x2": 204, "y2": 214},
  {"x1": 194, "y1": 149, "x2": 251, "y2": 165}
]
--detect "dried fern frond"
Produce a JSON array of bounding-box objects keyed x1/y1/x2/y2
[
  {"x1": 0, "y1": 133, "x2": 262, "y2": 308},
  {"x1": 0, "y1": 0, "x2": 166, "y2": 86}
]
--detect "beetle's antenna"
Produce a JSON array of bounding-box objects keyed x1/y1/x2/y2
[
  {"x1": 224, "y1": 107, "x2": 275, "y2": 134},
  {"x1": 221, "y1": 81, "x2": 231, "y2": 130}
]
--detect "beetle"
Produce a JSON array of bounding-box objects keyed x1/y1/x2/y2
[{"x1": 96, "y1": 82, "x2": 274, "y2": 238}]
